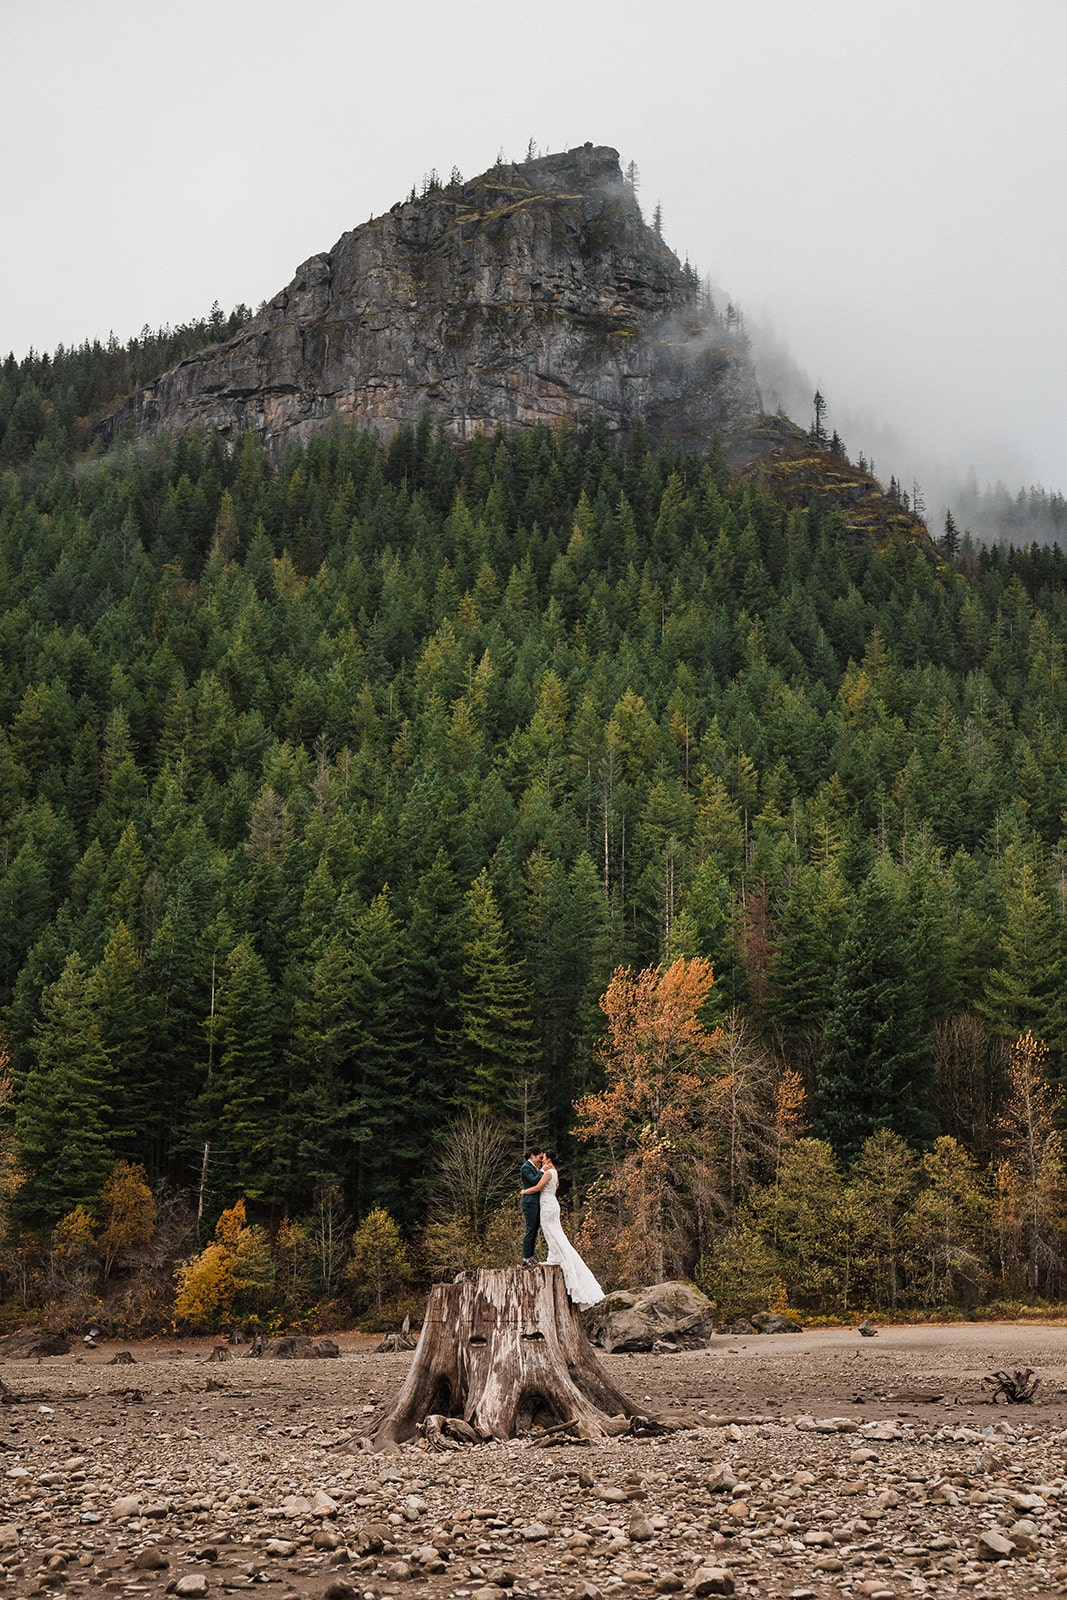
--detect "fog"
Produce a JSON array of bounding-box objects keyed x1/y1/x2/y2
[{"x1": 2, "y1": 0, "x2": 1064, "y2": 504}]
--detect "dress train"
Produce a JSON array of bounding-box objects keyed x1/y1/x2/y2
[{"x1": 538, "y1": 1170, "x2": 604, "y2": 1309}]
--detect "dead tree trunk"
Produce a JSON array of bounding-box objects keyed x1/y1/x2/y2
[{"x1": 372, "y1": 1265, "x2": 641, "y2": 1448}]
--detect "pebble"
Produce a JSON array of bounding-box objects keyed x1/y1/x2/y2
[
  {"x1": 691, "y1": 1568, "x2": 735, "y2": 1596},
  {"x1": 976, "y1": 1528, "x2": 1016, "y2": 1560},
  {"x1": 174, "y1": 1578, "x2": 210, "y2": 1598},
  {"x1": 133, "y1": 1546, "x2": 169, "y2": 1569},
  {"x1": 1, "y1": 1336, "x2": 1062, "y2": 1600}
]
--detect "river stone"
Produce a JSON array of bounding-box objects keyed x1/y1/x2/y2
[
  {"x1": 691, "y1": 1569, "x2": 735, "y2": 1596},
  {"x1": 174, "y1": 1578, "x2": 210, "y2": 1598},
  {"x1": 976, "y1": 1528, "x2": 1016, "y2": 1560},
  {"x1": 706, "y1": 1466, "x2": 738, "y2": 1494},
  {"x1": 133, "y1": 1546, "x2": 169, "y2": 1570}
]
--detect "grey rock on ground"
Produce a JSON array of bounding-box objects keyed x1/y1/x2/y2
[{"x1": 585, "y1": 1281, "x2": 715, "y2": 1352}]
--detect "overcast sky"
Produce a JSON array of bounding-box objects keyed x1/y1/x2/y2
[{"x1": 3, "y1": 0, "x2": 1064, "y2": 500}]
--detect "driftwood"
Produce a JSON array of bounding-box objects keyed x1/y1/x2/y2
[
  {"x1": 420, "y1": 1413, "x2": 484, "y2": 1450},
  {"x1": 107, "y1": 1351, "x2": 136, "y2": 1365},
  {"x1": 371, "y1": 1265, "x2": 646, "y2": 1449},
  {"x1": 984, "y1": 1367, "x2": 1040, "y2": 1404}
]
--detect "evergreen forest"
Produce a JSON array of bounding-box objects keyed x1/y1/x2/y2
[{"x1": 2, "y1": 401, "x2": 1067, "y2": 1331}]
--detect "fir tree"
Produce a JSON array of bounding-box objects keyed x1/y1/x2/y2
[
  {"x1": 817, "y1": 861, "x2": 935, "y2": 1158},
  {"x1": 453, "y1": 869, "x2": 534, "y2": 1121},
  {"x1": 13, "y1": 952, "x2": 117, "y2": 1229}
]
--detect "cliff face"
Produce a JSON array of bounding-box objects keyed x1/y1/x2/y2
[{"x1": 102, "y1": 145, "x2": 762, "y2": 456}]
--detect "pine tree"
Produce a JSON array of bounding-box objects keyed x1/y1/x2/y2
[
  {"x1": 453, "y1": 869, "x2": 534, "y2": 1121},
  {"x1": 979, "y1": 859, "x2": 1063, "y2": 1053},
  {"x1": 0, "y1": 842, "x2": 51, "y2": 1008},
  {"x1": 765, "y1": 862, "x2": 848, "y2": 1072},
  {"x1": 13, "y1": 952, "x2": 117, "y2": 1230},
  {"x1": 817, "y1": 861, "x2": 935, "y2": 1158},
  {"x1": 198, "y1": 940, "x2": 279, "y2": 1207},
  {"x1": 346, "y1": 890, "x2": 418, "y2": 1214},
  {"x1": 88, "y1": 922, "x2": 152, "y2": 1158}
]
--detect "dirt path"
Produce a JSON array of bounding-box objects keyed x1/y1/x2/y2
[{"x1": 2, "y1": 1323, "x2": 1066, "y2": 1600}]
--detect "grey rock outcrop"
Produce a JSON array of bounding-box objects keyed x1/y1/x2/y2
[
  {"x1": 584, "y1": 1281, "x2": 715, "y2": 1352},
  {"x1": 101, "y1": 145, "x2": 761, "y2": 458}
]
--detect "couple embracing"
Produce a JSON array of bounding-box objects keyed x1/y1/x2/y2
[{"x1": 519, "y1": 1148, "x2": 604, "y2": 1309}]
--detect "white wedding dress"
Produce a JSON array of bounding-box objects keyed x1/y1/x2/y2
[{"x1": 539, "y1": 1169, "x2": 604, "y2": 1309}]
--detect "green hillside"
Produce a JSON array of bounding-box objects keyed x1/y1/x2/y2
[{"x1": 2, "y1": 413, "x2": 1066, "y2": 1323}]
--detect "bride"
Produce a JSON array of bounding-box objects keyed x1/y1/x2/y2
[{"x1": 521, "y1": 1149, "x2": 604, "y2": 1309}]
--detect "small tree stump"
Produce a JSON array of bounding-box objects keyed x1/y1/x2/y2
[
  {"x1": 207, "y1": 1344, "x2": 230, "y2": 1363},
  {"x1": 985, "y1": 1367, "x2": 1040, "y2": 1404},
  {"x1": 371, "y1": 1265, "x2": 644, "y2": 1448}
]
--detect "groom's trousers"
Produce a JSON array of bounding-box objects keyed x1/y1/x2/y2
[{"x1": 521, "y1": 1196, "x2": 541, "y2": 1260}]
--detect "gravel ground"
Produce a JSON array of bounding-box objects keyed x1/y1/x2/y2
[{"x1": 3, "y1": 1323, "x2": 1067, "y2": 1600}]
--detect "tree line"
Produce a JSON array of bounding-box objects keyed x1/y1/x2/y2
[{"x1": 2, "y1": 414, "x2": 1067, "y2": 1325}]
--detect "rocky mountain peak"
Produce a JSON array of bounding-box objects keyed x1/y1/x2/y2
[{"x1": 102, "y1": 144, "x2": 763, "y2": 457}]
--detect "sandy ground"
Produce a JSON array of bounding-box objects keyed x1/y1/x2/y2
[{"x1": 2, "y1": 1322, "x2": 1067, "y2": 1600}]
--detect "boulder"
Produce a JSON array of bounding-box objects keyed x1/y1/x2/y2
[
  {"x1": 584, "y1": 1282, "x2": 714, "y2": 1353},
  {"x1": 0, "y1": 1329, "x2": 71, "y2": 1357},
  {"x1": 751, "y1": 1312, "x2": 803, "y2": 1333},
  {"x1": 263, "y1": 1335, "x2": 317, "y2": 1359}
]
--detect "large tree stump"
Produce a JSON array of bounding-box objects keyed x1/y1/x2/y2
[{"x1": 371, "y1": 1265, "x2": 643, "y2": 1448}]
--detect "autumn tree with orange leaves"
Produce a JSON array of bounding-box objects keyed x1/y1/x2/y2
[{"x1": 574, "y1": 957, "x2": 722, "y2": 1284}]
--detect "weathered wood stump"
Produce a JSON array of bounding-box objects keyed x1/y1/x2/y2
[
  {"x1": 985, "y1": 1366, "x2": 1040, "y2": 1403},
  {"x1": 371, "y1": 1265, "x2": 643, "y2": 1448}
]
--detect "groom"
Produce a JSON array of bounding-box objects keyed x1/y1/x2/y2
[{"x1": 520, "y1": 1148, "x2": 544, "y2": 1265}]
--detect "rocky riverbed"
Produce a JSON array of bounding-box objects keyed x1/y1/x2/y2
[{"x1": 2, "y1": 1324, "x2": 1067, "y2": 1600}]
